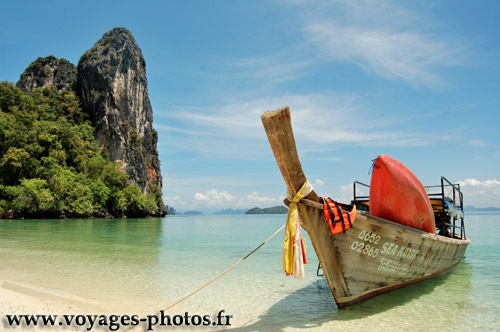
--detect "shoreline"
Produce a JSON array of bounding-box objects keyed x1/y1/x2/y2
[{"x1": 0, "y1": 279, "x2": 105, "y2": 314}]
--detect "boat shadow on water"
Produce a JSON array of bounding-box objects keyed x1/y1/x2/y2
[{"x1": 228, "y1": 261, "x2": 472, "y2": 332}]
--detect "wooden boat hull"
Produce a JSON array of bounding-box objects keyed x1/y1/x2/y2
[
  {"x1": 315, "y1": 200, "x2": 468, "y2": 306},
  {"x1": 262, "y1": 106, "x2": 470, "y2": 308}
]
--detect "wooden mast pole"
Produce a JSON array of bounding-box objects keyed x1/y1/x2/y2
[{"x1": 261, "y1": 106, "x2": 350, "y2": 302}]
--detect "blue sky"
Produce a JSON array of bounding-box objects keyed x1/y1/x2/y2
[{"x1": 1, "y1": 0, "x2": 499, "y2": 212}]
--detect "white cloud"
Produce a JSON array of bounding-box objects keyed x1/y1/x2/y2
[
  {"x1": 309, "y1": 157, "x2": 343, "y2": 162},
  {"x1": 458, "y1": 178, "x2": 500, "y2": 189},
  {"x1": 340, "y1": 184, "x2": 352, "y2": 193},
  {"x1": 306, "y1": 23, "x2": 459, "y2": 86},
  {"x1": 194, "y1": 189, "x2": 236, "y2": 207},
  {"x1": 154, "y1": 2, "x2": 470, "y2": 161},
  {"x1": 163, "y1": 196, "x2": 186, "y2": 210},
  {"x1": 280, "y1": 0, "x2": 467, "y2": 87},
  {"x1": 458, "y1": 179, "x2": 500, "y2": 208},
  {"x1": 191, "y1": 189, "x2": 280, "y2": 209},
  {"x1": 184, "y1": 179, "x2": 500, "y2": 211},
  {"x1": 339, "y1": 184, "x2": 355, "y2": 203},
  {"x1": 227, "y1": 48, "x2": 315, "y2": 85},
  {"x1": 159, "y1": 92, "x2": 444, "y2": 163},
  {"x1": 467, "y1": 139, "x2": 488, "y2": 147},
  {"x1": 245, "y1": 192, "x2": 278, "y2": 206},
  {"x1": 315, "y1": 182, "x2": 367, "y2": 205},
  {"x1": 313, "y1": 178, "x2": 325, "y2": 190}
]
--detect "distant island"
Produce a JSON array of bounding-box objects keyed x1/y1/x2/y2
[
  {"x1": 182, "y1": 211, "x2": 202, "y2": 215},
  {"x1": 465, "y1": 205, "x2": 500, "y2": 212},
  {"x1": 214, "y1": 208, "x2": 246, "y2": 215},
  {"x1": 245, "y1": 206, "x2": 288, "y2": 214}
]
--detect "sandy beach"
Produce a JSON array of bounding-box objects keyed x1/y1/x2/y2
[{"x1": 1, "y1": 279, "x2": 106, "y2": 331}]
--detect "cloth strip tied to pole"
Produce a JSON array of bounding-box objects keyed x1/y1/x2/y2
[{"x1": 283, "y1": 179, "x2": 313, "y2": 279}]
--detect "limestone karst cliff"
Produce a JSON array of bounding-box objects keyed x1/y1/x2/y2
[
  {"x1": 12, "y1": 27, "x2": 165, "y2": 216},
  {"x1": 16, "y1": 55, "x2": 76, "y2": 93},
  {"x1": 77, "y1": 28, "x2": 163, "y2": 201}
]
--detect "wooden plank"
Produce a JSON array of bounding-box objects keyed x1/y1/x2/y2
[
  {"x1": 332, "y1": 213, "x2": 468, "y2": 300},
  {"x1": 335, "y1": 258, "x2": 464, "y2": 307}
]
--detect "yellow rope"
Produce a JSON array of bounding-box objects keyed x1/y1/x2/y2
[{"x1": 123, "y1": 222, "x2": 286, "y2": 331}]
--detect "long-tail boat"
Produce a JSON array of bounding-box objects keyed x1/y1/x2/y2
[{"x1": 261, "y1": 106, "x2": 470, "y2": 308}]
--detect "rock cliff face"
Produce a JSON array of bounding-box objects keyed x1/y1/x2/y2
[
  {"x1": 77, "y1": 28, "x2": 163, "y2": 199},
  {"x1": 14, "y1": 27, "x2": 164, "y2": 213},
  {"x1": 16, "y1": 55, "x2": 76, "y2": 93}
]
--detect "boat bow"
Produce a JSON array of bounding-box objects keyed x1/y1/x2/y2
[{"x1": 261, "y1": 106, "x2": 350, "y2": 301}]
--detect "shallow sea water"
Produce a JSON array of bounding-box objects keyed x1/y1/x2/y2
[{"x1": 0, "y1": 213, "x2": 499, "y2": 331}]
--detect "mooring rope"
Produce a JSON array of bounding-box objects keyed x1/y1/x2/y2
[{"x1": 123, "y1": 222, "x2": 286, "y2": 331}]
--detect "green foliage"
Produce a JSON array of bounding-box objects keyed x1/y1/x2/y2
[
  {"x1": 151, "y1": 128, "x2": 158, "y2": 143},
  {"x1": 0, "y1": 81, "x2": 26, "y2": 112},
  {"x1": 120, "y1": 185, "x2": 157, "y2": 216},
  {"x1": 79, "y1": 49, "x2": 99, "y2": 63},
  {"x1": 26, "y1": 55, "x2": 58, "y2": 72},
  {"x1": 245, "y1": 206, "x2": 288, "y2": 215},
  {"x1": 0, "y1": 82, "x2": 160, "y2": 218},
  {"x1": 3, "y1": 178, "x2": 54, "y2": 214},
  {"x1": 130, "y1": 129, "x2": 140, "y2": 145}
]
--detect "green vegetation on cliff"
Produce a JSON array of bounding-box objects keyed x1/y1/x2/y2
[
  {"x1": 0, "y1": 82, "x2": 160, "y2": 218},
  {"x1": 245, "y1": 206, "x2": 288, "y2": 214}
]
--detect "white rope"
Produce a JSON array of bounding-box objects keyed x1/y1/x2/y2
[{"x1": 123, "y1": 222, "x2": 286, "y2": 331}]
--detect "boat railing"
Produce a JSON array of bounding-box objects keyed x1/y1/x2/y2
[
  {"x1": 354, "y1": 178, "x2": 466, "y2": 239},
  {"x1": 352, "y1": 181, "x2": 370, "y2": 212},
  {"x1": 425, "y1": 176, "x2": 465, "y2": 239}
]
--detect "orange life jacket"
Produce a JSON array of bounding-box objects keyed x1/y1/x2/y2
[{"x1": 322, "y1": 198, "x2": 357, "y2": 235}]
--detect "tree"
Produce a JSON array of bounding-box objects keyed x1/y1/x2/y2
[
  {"x1": 3, "y1": 178, "x2": 54, "y2": 215},
  {"x1": 0, "y1": 147, "x2": 31, "y2": 185},
  {"x1": 0, "y1": 82, "x2": 161, "y2": 218}
]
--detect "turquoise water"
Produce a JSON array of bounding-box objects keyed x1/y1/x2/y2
[{"x1": 0, "y1": 213, "x2": 499, "y2": 331}]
